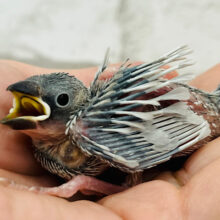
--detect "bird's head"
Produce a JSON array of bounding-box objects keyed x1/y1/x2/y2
[{"x1": 1, "y1": 73, "x2": 89, "y2": 140}]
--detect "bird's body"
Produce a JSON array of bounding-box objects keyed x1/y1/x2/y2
[{"x1": 2, "y1": 45, "x2": 220, "y2": 196}]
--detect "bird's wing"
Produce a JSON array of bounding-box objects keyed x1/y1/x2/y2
[{"x1": 66, "y1": 46, "x2": 211, "y2": 172}]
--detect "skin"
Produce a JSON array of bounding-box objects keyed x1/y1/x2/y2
[{"x1": 0, "y1": 60, "x2": 220, "y2": 219}]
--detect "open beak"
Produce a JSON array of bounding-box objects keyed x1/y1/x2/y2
[{"x1": 1, "y1": 81, "x2": 50, "y2": 130}]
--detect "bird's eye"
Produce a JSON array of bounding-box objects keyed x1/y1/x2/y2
[{"x1": 56, "y1": 93, "x2": 69, "y2": 107}]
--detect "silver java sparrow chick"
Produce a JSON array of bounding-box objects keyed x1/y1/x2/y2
[{"x1": 1, "y1": 45, "x2": 219, "y2": 198}]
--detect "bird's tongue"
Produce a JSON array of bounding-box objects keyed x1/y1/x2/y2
[
  {"x1": 20, "y1": 97, "x2": 45, "y2": 117},
  {"x1": 1, "y1": 91, "x2": 51, "y2": 130}
]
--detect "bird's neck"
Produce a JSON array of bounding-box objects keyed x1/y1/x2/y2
[{"x1": 22, "y1": 123, "x2": 66, "y2": 144}]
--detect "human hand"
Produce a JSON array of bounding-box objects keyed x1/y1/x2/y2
[{"x1": 0, "y1": 60, "x2": 220, "y2": 219}]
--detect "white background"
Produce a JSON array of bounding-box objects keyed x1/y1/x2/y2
[{"x1": 0, "y1": 0, "x2": 220, "y2": 74}]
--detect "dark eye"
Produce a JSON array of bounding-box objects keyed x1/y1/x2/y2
[{"x1": 56, "y1": 93, "x2": 69, "y2": 107}]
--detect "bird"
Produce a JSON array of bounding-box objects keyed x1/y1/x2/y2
[{"x1": 1, "y1": 45, "x2": 219, "y2": 198}]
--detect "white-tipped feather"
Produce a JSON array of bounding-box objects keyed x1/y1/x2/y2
[{"x1": 67, "y1": 45, "x2": 211, "y2": 172}]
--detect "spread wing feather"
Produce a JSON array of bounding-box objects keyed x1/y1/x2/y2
[{"x1": 66, "y1": 46, "x2": 211, "y2": 172}]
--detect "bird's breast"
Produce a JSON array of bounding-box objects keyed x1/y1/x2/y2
[
  {"x1": 55, "y1": 140, "x2": 87, "y2": 169},
  {"x1": 33, "y1": 138, "x2": 108, "y2": 179}
]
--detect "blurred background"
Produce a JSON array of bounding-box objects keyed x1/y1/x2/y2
[{"x1": 0, "y1": 0, "x2": 220, "y2": 74}]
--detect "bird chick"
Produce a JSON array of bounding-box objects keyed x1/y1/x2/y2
[{"x1": 1, "y1": 45, "x2": 220, "y2": 198}]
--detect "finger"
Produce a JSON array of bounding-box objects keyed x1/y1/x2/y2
[
  {"x1": 0, "y1": 60, "x2": 96, "y2": 87},
  {"x1": 0, "y1": 169, "x2": 61, "y2": 188},
  {"x1": 190, "y1": 63, "x2": 220, "y2": 92},
  {"x1": 175, "y1": 137, "x2": 220, "y2": 185},
  {"x1": 0, "y1": 169, "x2": 59, "y2": 187},
  {"x1": 0, "y1": 187, "x2": 121, "y2": 220},
  {"x1": 99, "y1": 181, "x2": 182, "y2": 220},
  {"x1": 181, "y1": 158, "x2": 220, "y2": 219},
  {"x1": 155, "y1": 137, "x2": 220, "y2": 185},
  {"x1": 0, "y1": 127, "x2": 44, "y2": 175},
  {"x1": 156, "y1": 131, "x2": 220, "y2": 186}
]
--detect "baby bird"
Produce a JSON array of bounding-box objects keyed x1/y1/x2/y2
[{"x1": 1, "y1": 46, "x2": 220, "y2": 197}]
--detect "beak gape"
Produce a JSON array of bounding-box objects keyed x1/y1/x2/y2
[{"x1": 1, "y1": 91, "x2": 50, "y2": 130}]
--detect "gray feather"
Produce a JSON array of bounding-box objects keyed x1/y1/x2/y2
[{"x1": 66, "y1": 45, "x2": 211, "y2": 172}]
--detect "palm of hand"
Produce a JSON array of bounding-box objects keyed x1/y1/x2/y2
[{"x1": 0, "y1": 60, "x2": 220, "y2": 220}]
